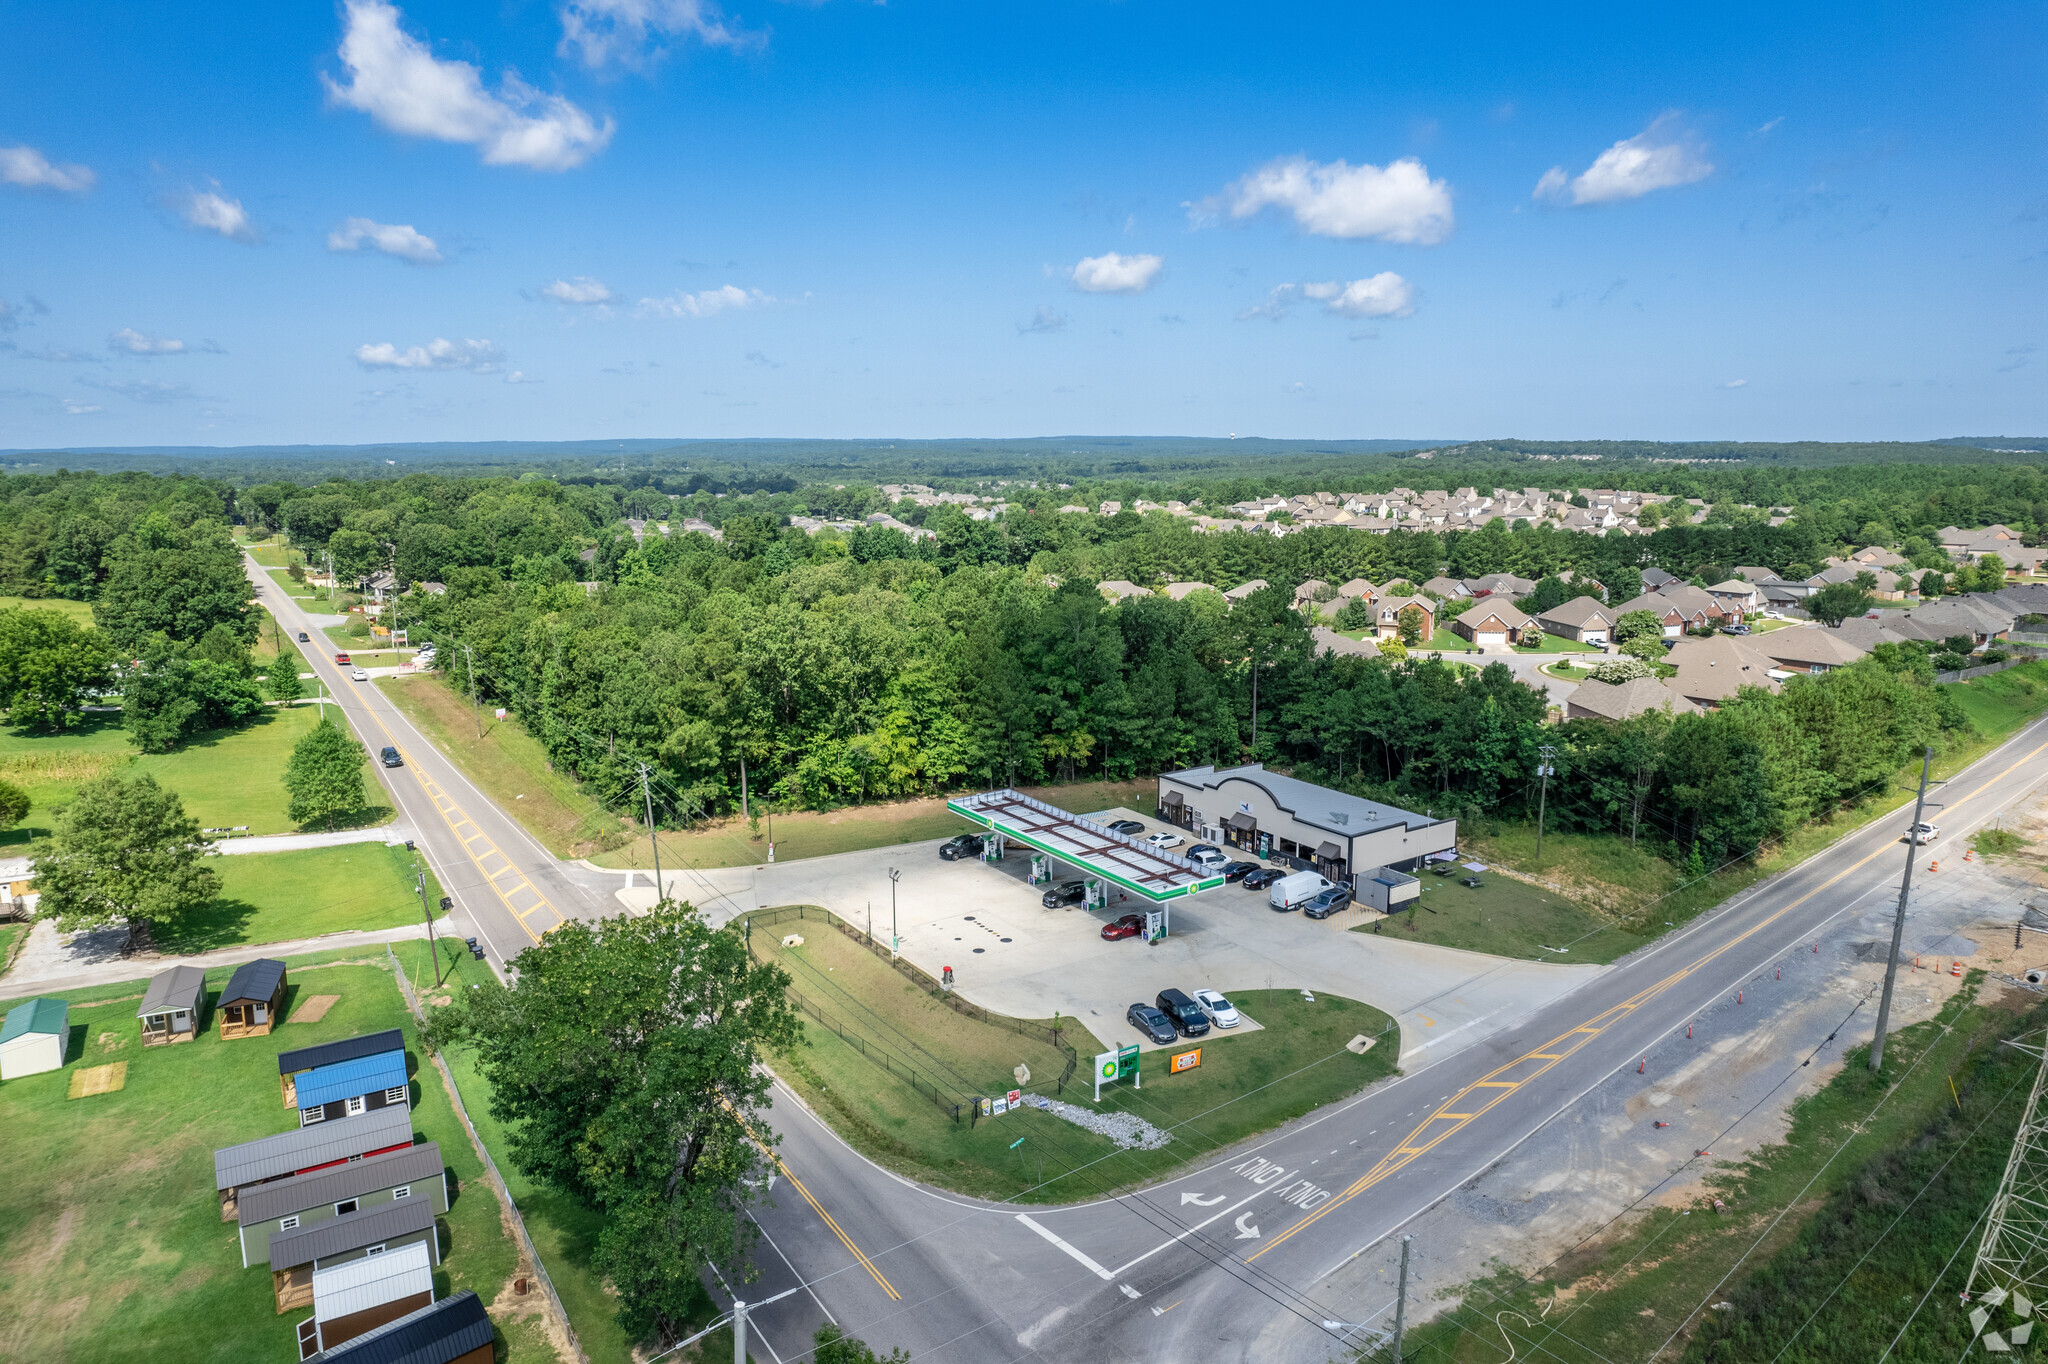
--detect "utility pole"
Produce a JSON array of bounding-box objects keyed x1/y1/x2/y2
[
  {"x1": 326, "y1": 550, "x2": 335, "y2": 601},
  {"x1": 1391, "y1": 1234, "x2": 1412, "y2": 1363},
  {"x1": 461, "y1": 643, "x2": 484, "y2": 738},
  {"x1": 731, "y1": 1299, "x2": 747, "y2": 1364},
  {"x1": 765, "y1": 798, "x2": 774, "y2": 864},
  {"x1": 888, "y1": 867, "x2": 901, "y2": 960},
  {"x1": 416, "y1": 866, "x2": 443, "y2": 987},
  {"x1": 1534, "y1": 745, "x2": 1558, "y2": 866},
  {"x1": 639, "y1": 763, "x2": 663, "y2": 906},
  {"x1": 1870, "y1": 746, "x2": 1935, "y2": 1073}
]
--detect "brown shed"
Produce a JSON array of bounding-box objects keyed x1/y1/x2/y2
[{"x1": 219, "y1": 958, "x2": 287, "y2": 1039}]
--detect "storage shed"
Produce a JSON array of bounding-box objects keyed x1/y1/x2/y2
[
  {"x1": 296, "y1": 1050, "x2": 410, "y2": 1128},
  {"x1": 280, "y1": 1029, "x2": 404, "y2": 1107},
  {"x1": 137, "y1": 964, "x2": 207, "y2": 1046},
  {"x1": 0, "y1": 997, "x2": 68, "y2": 1080},
  {"x1": 219, "y1": 958, "x2": 287, "y2": 1039},
  {"x1": 1356, "y1": 868, "x2": 1422, "y2": 913},
  {"x1": 240, "y1": 1142, "x2": 448, "y2": 1267},
  {"x1": 298, "y1": 1241, "x2": 436, "y2": 1359},
  {"x1": 268, "y1": 1196, "x2": 440, "y2": 1312},
  {"x1": 311, "y1": 1289, "x2": 493, "y2": 1364},
  {"x1": 213, "y1": 1104, "x2": 414, "y2": 1220}
]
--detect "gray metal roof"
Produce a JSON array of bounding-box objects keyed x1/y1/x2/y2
[
  {"x1": 220, "y1": 957, "x2": 285, "y2": 1006},
  {"x1": 137, "y1": 964, "x2": 206, "y2": 1019},
  {"x1": 1161, "y1": 764, "x2": 1443, "y2": 842},
  {"x1": 214, "y1": 1105, "x2": 415, "y2": 1191},
  {"x1": 313, "y1": 1289, "x2": 491, "y2": 1364},
  {"x1": 269, "y1": 1193, "x2": 437, "y2": 1270},
  {"x1": 238, "y1": 1142, "x2": 443, "y2": 1227}
]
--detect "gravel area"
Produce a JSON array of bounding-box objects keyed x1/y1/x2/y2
[{"x1": 1026, "y1": 1094, "x2": 1173, "y2": 1150}]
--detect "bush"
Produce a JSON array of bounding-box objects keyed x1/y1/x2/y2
[{"x1": 1589, "y1": 656, "x2": 1654, "y2": 684}]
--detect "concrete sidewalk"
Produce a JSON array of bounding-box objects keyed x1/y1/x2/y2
[
  {"x1": 211, "y1": 825, "x2": 415, "y2": 856},
  {"x1": 0, "y1": 920, "x2": 434, "y2": 1000}
]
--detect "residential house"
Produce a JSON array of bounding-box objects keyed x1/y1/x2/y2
[
  {"x1": 1450, "y1": 601, "x2": 1532, "y2": 649},
  {"x1": 219, "y1": 959, "x2": 287, "y2": 1039},
  {"x1": 239, "y1": 1142, "x2": 448, "y2": 1268},
  {"x1": 1159, "y1": 581, "x2": 1220, "y2": 601},
  {"x1": 1375, "y1": 596, "x2": 1436, "y2": 641},
  {"x1": 296, "y1": 1050, "x2": 411, "y2": 1129},
  {"x1": 1096, "y1": 580, "x2": 1151, "y2": 601},
  {"x1": 1337, "y1": 578, "x2": 1379, "y2": 601},
  {"x1": 1222, "y1": 580, "x2": 1270, "y2": 602},
  {"x1": 1536, "y1": 596, "x2": 1616, "y2": 644},
  {"x1": 1611, "y1": 589, "x2": 1710, "y2": 638},
  {"x1": 281, "y1": 1030, "x2": 406, "y2": 1108},
  {"x1": 1731, "y1": 566, "x2": 1781, "y2": 584},
  {"x1": 311, "y1": 1289, "x2": 494, "y2": 1364},
  {"x1": 1311, "y1": 627, "x2": 1380, "y2": 659},
  {"x1": 0, "y1": 997, "x2": 67, "y2": 1080},
  {"x1": 1868, "y1": 597, "x2": 2016, "y2": 647},
  {"x1": 1759, "y1": 626, "x2": 1870, "y2": 675},
  {"x1": 1703, "y1": 580, "x2": 1760, "y2": 619},
  {"x1": 138, "y1": 965, "x2": 206, "y2": 1046},
  {"x1": 213, "y1": 1106, "x2": 415, "y2": 1220},
  {"x1": 1640, "y1": 567, "x2": 1679, "y2": 590},
  {"x1": 1564, "y1": 676, "x2": 1701, "y2": 721},
  {"x1": 1461, "y1": 572, "x2": 1537, "y2": 598},
  {"x1": 1653, "y1": 583, "x2": 1730, "y2": 631},
  {"x1": 268, "y1": 1196, "x2": 441, "y2": 1313},
  {"x1": 1663, "y1": 635, "x2": 1784, "y2": 709},
  {"x1": 1293, "y1": 579, "x2": 1330, "y2": 603},
  {"x1": 298, "y1": 1240, "x2": 436, "y2": 1359},
  {"x1": 1421, "y1": 575, "x2": 1469, "y2": 600}
]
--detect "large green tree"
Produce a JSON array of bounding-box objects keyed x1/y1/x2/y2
[
  {"x1": 33, "y1": 773, "x2": 220, "y2": 952},
  {"x1": 283, "y1": 715, "x2": 368, "y2": 827},
  {"x1": 119, "y1": 634, "x2": 266, "y2": 752},
  {"x1": 94, "y1": 514, "x2": 257, "y2": 653},
  {"x1": 0, "y1": 607, "x2": 114, "y2": 729},
  {"x1": 434, "y1": 907, "x2": 800, "y2": 1344},
  {"x1": 1808, "y1": 581, "x2": 1877, "y2": 628}
]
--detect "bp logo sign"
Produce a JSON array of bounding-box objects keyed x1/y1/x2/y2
[
  {"x1": 1097, "y1": 1053, "x2": 1118, "y2": 1082},
  {"x1": 1093, "y1": 1044, "x2": 1142, "y2": 1100}
]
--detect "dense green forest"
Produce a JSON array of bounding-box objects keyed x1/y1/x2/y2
[{"x1": 0, "y1": 463, "x2": 2035, "y2": 874}]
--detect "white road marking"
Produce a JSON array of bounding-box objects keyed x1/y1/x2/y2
[{"x1": 1016, "y1": 1214, "x2": 1115, "y2": 1281}]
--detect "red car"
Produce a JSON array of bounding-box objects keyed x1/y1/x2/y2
[
  {"x1": 1101, "y1": 914, "x2": 1145, "y2": 941},
  {"x1": 334, "y1": 652, "x2": 351, "y2": 665}
]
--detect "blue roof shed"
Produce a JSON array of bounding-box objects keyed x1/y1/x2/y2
[{"x1": 297, "y1": 1051, "x2": 408, "y2": 1111}]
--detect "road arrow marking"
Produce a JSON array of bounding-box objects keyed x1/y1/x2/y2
[
  {"x1": 1180, "y1": 1192, "x2": 1224, "y2": 1206},
  {"x1": 1120, "y1": 1283, "x2": 1142, "y2": 1300},
  {"x1": 1235, "y1": 1213, "x2": 1261, "y2": 1240}
]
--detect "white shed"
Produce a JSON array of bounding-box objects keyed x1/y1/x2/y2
[{"x1": 0, "y1": 997, "x2": 69, "y2": 1079}]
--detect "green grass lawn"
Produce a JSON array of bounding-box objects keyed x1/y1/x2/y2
[
  {"x1": 159, "y1": 842, "x2": 445, "y2": 954},
  {"x1": 1513, "y1": 632, "x2": 1604, "y2": 654},
  {"x1": 1423, "y1": 629, "x2": 1480, "y2": 653},
  {"x1": 0, "y1": 595, "x2": 96, "y2": 623},
  {"x1": 265, "y1": 567, "x2": 321, "y2": 600},
  {"x1": 0, "y1": 706, "x2": 391, "y2": 847},
  {"x1": 1357, "y1": 868, "x2": 1649, "y2": 964},
  {"x1": 750, "y1": 915, "x2": 1395, "y2": 1202},
  {"x1": 0, "y1": 956, "x2": 552, "y2": 1364},
  {"x1": 0, "y1": 918, "x2": 26, "y2": 971}
]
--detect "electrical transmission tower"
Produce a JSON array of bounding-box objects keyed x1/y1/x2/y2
[{"x1": 1964, "y1": 1031, "x2": 2048, "y2": 1351}]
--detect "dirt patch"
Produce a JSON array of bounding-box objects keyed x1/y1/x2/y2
[
  {"x1": 94, "y1": 1030, "x2": 127, "y2": 1052},
  {"x1": 289, "y1": 993, "x2": 340, "y2": 1023},
  {"x1": 68, "y1": 1063, "x2": 126, "y2": 1098}
]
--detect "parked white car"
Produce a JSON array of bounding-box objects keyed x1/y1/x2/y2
[
  {"x1": 1146, "y1": 831, "x2": 1184, "y2": 850},
  {"x1": 351, "y1": 668, "x2": 368, "y2": 681},
  {"x1": 1194, "y1": 988, "x2": 1240, "y2": 1028}
]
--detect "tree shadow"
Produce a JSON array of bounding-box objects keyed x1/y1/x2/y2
[{"x1": 156, "y1": 897, "x2": 259, "y2": 954}]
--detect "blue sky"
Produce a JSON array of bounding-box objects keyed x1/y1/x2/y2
[{"x1": 1, "y1": 1, "x2": 2043, "y2": 447}]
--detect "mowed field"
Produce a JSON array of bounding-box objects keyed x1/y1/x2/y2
[{"x1": 0, "y1": 957, "x2": 560, "y2": 1364}]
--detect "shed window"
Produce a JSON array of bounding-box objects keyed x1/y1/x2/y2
[
  {"x1": 384, "y1": 1086, "x2": 407, "y2": 1105},
  {"x1": 365, "y1": 1243, "x2": 387, "y2": 1257},
  {"x1": 391, "y1": 1185, "x2": 412, "y2": 1201},
  {"x1": 335, "y1": 1199, "x2": 359, "y2": 1216},
  {"x1": 345, "y1": 1096, "x2": 366, "y2": 1116},
  {"x1": 301, "y1": 1105, "x2": 327, "y2": 1126},
  {"x1": 280, "y1": 1215, "x2": 300, "y2": 1230}
]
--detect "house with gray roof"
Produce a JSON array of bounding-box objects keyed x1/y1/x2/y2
[
  {"x1": 1535, "y1": 596, "x2": 1616, "y2": 644},
  {"x1": 1450, "y1": 600, "x2": 1532, "y2": 649},
  {"x1": 1221, "y1": 579, "x2": 1270, "y2": 601},
  {"x1": 239, "y1": 1142, "x2": 448, "y2": 1268},
  {"x1": 268, "y1": 1196, "x2": 441, "y2": 1313},
  {"x1": 1759, "y1": 626, "x2": 1871, "y2": 674},
  {"x1": 219, "y1": 958, "x2": 286, "y2": 1040},
  {"x1": 214, "y1": 1105, "x2": 415, "y2": 1221},
  {"x1": 138, "y1": 964, "x2": 207, "y2": 1047},
  {"x1": 1159, "y1": 581, "x2": 1220, "y2": 601},
  {"x1": 1564, "y1": 676, "x2": 1700, "y2": 722},
  {"x1": 1311, "y1": 626, "x2": 1380, "y2": 660}
]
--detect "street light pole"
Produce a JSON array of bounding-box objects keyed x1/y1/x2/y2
[
  {"x1": 1391, "y1": 1234, "x2": 1413, "y2": 1363},
  {"x1": 461, "y1": 643, "x2": 484, "y2": 739},
  {"x1": 1870, "y1": 746, "x2": 1935, "y2": 1073},
  {"x1": 416, "y1": 865, "x2": 443, "y2": 987},
  {"x1": 888, "y1": 867, "x2": 901, "y2": 960}
]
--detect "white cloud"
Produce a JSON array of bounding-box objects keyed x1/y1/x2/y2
[
  {"x1": 324, "y1": 0, "x2": 615, "y2": 172},
  {"x1": 1199, "y1": 155, "x2": 1453, "y2": 244},
  {"x1": 353, "y1": 337, "x2": 503, "y2": 371},
  {"x1": 1535, "y1": 116, "x2": 1713, "y2": 206},
  {"x1": 1017, "y1": 306, "x2": 1067, "y2": 334},
  {"x1": 85, "y1": 377, "x2": 199, "y2": 404},
  {"x1": 62, "y1": 400, "x2": 101, "y2": 415},
  {"x1": 543, "y1": 276, "x2": 614, "y2": 304},
  {"x1": 1721, "y1": 378, "x2": 1748, "y2": 389},
  {"x1": 109, "y1": 328, "x2": 186, "y2": 355},
  {"x1": 504, "y1": 370, "x2": 541, "y2": 384},
  {"x1": 635, "y1": 284, "x2": 768, "y2": 319},
  {"x1": 181, "y1": 189, "x2": 257, "y2": 241},
  {"x1": 1240, "y1": 274, "x2": 1417, "y2": 322},
  {"x1": 1070, "y1": 252, "x2": 1163, "y2": 294},
  {"x1": 327, "y1": 216, "x2": 443, "y2": 262},
  {"x1": 558, "y1": 0, "x2": 754, "y2": 69},
  {"x1": 0, "y1": 144, "x2": 95, "y2": 194}
]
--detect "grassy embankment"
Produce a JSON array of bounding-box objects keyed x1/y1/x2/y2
[
  {"x1": 0, "y1": 954, "x2": 559, "y2": 1364},
  {"x1": 750, "y1": 916, "x2": 1397, "y2": 1201},
  {"x1": 1403, "y1": 978, "x2": 2044, "y2": 1364},
  {"x1": 0, "y1": 705, "x2": 390, "y2": 848}
]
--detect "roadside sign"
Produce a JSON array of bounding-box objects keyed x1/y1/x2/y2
[
  {"x1": 1095, "y1": 1044, "x2": 1144, "y2": 1100},
  {"x1": 1117, "y1": 1043, "x2": 1140, "y2": 1078},
  {"x1": 1171, "y1": 1049, "x2": 1202, "y2": 1074},
  {"x1": 1007, "y1": 1088, "x2": 1021, "y2": 1106}
]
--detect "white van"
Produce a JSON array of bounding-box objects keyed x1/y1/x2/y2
[{"x1": 1269, "y1": 870, "x2": 1334, "y2": 910}]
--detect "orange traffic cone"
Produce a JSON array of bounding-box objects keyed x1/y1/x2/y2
[
  {"x1": 1966, "y1": 849, "x2": 1975, "y2": 861},
  {"x1": 1930, "y1": 861, "x2": 1940, "y2": 873}
]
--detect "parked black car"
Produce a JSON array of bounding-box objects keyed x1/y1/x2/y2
[
  {"x1": 1154, "y1": 987, "x2": 1211, "y2": 1037},
  {"x1": 1042, "y1": 878, "x2": 1087, "y2": 908},
  {"x1": 1242, "y1": 867, "x2": 1286, "y2": 891},
  {"x1": 380, "y1": 746, "x2": 403, "y2": 768},
  {"x1": 1106, "y1": 819, "x2": 1144, "y2": 836},
  {"x1": 939, "y1": 834, "x2": 985, "y2": 861},
  {"x1": 1302, "y1": 886, "x2": 1354, "y2": 919},
  {"x1": 1127, "y1": 1003, "x2": 1178, "y2": 1045},
  {"x1": 1220, "y1": 860, "x2": 1259, "y2": 883}
]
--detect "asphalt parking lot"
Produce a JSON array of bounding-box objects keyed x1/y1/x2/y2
[{"x1": 626, "y1": 805, "x2": 1604, "y2": 1065}]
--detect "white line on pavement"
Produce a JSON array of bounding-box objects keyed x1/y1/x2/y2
[{"x1": 1015, "y1": 1214, "x2": 1116, "y2": 1280}]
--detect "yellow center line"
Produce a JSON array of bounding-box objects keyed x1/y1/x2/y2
[
  {"x1": 770, "y1": 1159, "x2": 901, "y2": 1301},
  {"x1": 1247, "y1": 730, "x2": 2048, "y2": 1262}
]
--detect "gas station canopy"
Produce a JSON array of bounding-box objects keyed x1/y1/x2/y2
[{"x1": 946, "y1": 789, "x2": 1224, "y2": 902}]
